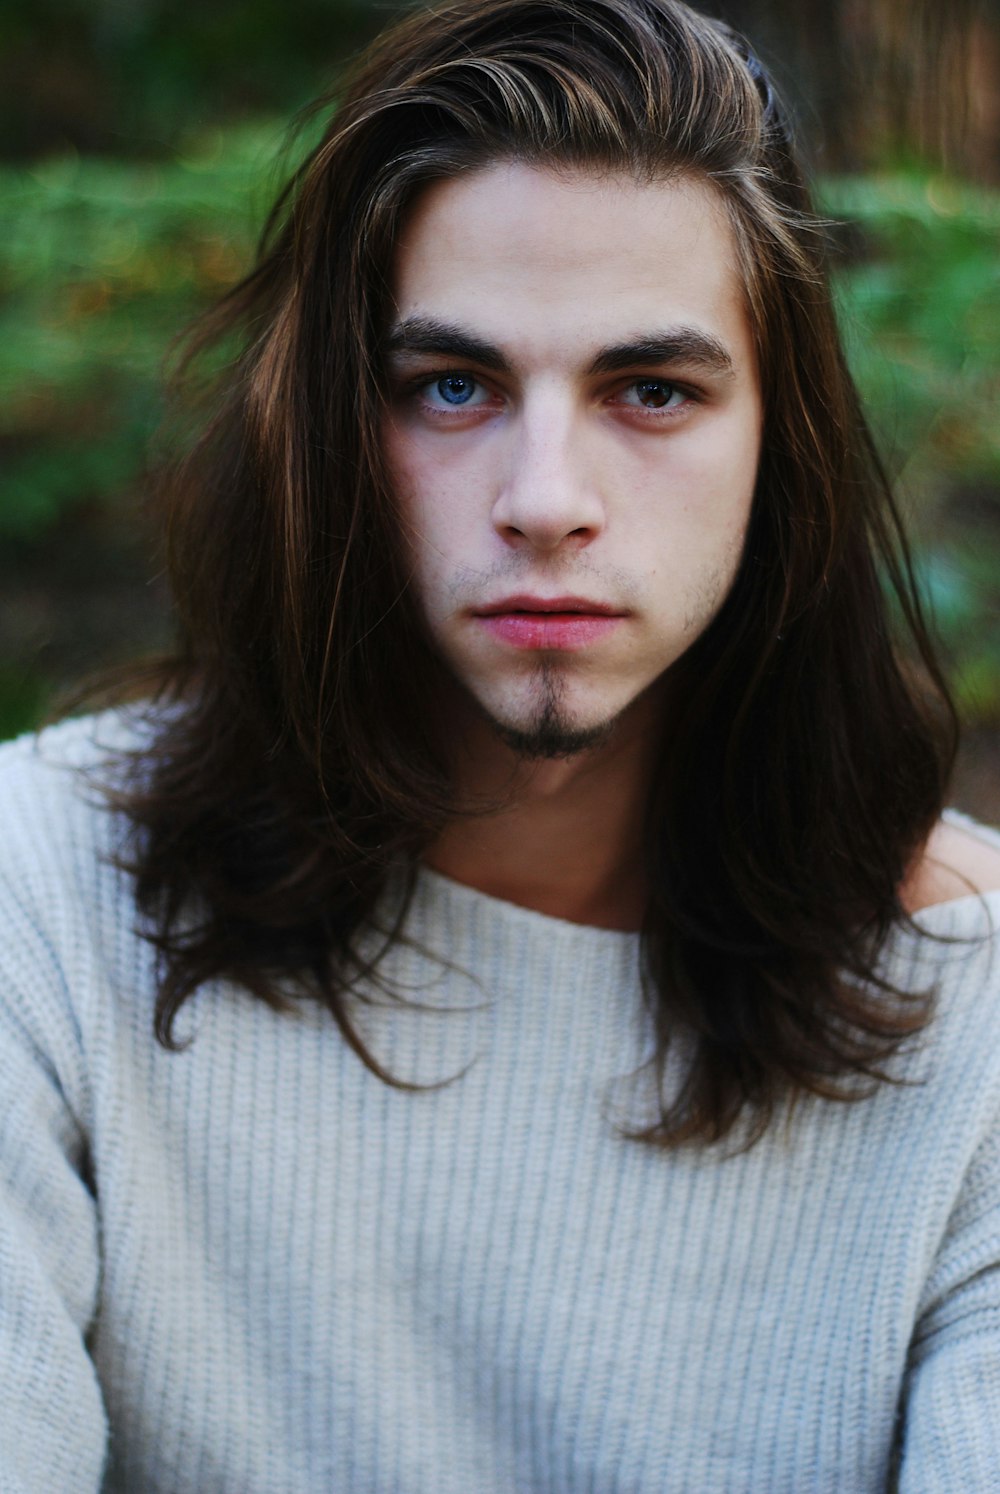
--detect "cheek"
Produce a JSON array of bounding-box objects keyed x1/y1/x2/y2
[
  {"x1": 387, "y1": 431, "x2": 495, "y2": 584},
  {"x1": 658, "y1": 421, "x2": 758, "y2": 549},
  {"x1": 384, "y1": 447, "x2": 464, "y2": 626},
  {"x1": 637, "y1": 479, "x2": 753, "y2": 584},
  {"x1": 630, "y1": 442, "x2": 756, "y2": 629},
  {"x1": 384, "y1": 427, "x2": 448, "y2": 571}
]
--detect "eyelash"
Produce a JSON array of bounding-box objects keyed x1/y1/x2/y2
[{"x1": 402, "y1": 370, "x2": 699, "y2": 420}]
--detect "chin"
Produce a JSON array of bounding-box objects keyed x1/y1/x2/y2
[
  {"x1": 491, "y1": 712, "x2": 617, "y2": 760},
  {"x1": 482, "y1": 667, "x2": 624, "y2": 760}
]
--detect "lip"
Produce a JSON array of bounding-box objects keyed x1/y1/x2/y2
[
  {"x1": 473, "y1": 594, "x2": 625, "y2": 617},
  {"x1": 472, "y1": 595, "x2": 627, "y2": 650}
]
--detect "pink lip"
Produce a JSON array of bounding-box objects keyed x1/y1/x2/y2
[
  {"x1": 475, "y1": 594, "x2": 624, "y2": 617},
  {"x1": 472, "y1": 595, "x2": 626, "y2": 650}
]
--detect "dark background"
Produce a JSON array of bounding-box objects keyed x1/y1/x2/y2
[{"x1": 1, "y1": 0, "x2": 997, "y2": 812}]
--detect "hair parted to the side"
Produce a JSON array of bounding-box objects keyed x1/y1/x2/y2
[{"x1": 108, "y1": 0, "x2": 956, "y2": 1145}]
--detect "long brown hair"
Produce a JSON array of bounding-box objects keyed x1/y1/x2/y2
[{"x1": 108, "y1": 0, "x2": 956, "y2": 1144}]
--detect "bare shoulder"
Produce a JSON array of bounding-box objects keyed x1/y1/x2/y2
[{"x1": 901, "y1": 817, "x2": 1000, "y2": 915}]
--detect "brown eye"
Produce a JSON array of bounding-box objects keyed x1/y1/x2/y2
[{"x1": 632, "y1": 379, "x2": 684, "y2": 409}]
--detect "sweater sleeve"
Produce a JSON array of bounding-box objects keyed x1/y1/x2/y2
[
  {"x1": 895, "y1": 1109, "x2": 1000, "y2": 1490},
  {"x1": 0, "y1": 876, "x2": 108, "y2": 1492}
]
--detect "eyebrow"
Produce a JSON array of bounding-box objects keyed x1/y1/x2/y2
[
  {"x1": 384, "y1": 315, "x2": 735, "y2": 380},
  {"x1": 384, "y1": 317, "x2": 513, "y2": 375},
  {"x1": 590, "y1": 334, "x2": 734, "y2": 379}
]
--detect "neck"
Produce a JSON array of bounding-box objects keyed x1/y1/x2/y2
[{"x1": 424, "y1": 695, "x2": 661, "y2": 931}]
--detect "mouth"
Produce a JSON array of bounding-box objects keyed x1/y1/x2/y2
[
  {"x1": 472, "y1": 595, "x2": 627, "y2": 650},
  {"x1": 473, "y1": 595, "x2": 625, "y2": 618}
]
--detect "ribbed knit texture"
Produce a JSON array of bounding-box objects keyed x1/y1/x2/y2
[{"x1": 1, "y1": 712, "x2": 999, "y2": 1492}]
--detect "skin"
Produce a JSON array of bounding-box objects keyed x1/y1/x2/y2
[{"x1": 383, "y1": 161, "x2": 1000, "y2": 927}]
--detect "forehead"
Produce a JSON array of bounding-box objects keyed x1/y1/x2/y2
[{"x1": 389, "y1": 162, "x2": 754, "y2": 374}]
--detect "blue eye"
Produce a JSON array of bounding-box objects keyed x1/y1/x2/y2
[
  {"x1": 433, "y1": 374, "x2": 478, "y2": 406},
  {"x1": 411, "y1": 370, "x2": 495, "y2": 418}
]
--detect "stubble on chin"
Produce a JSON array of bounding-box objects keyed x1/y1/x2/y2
[{"x1": 487, "y1": 658, "x2": 617, "y2": 761}]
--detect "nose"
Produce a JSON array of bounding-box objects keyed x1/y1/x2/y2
[{"x1": 491, "y1": 393, "x2": 605, "y2": 553}]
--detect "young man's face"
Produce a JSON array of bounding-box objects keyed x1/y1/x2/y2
[{"x1": 384, "y1": 162, "x2": 763, "y2": 759}]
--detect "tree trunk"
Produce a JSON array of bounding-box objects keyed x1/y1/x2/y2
[{"x1": 705, "y1": 0, "x2": 999, "y2": 181}]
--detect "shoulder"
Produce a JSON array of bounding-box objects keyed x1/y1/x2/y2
[
  {"x1": 0, "y1": 708, "x2": 155, "y2": 930},
  {"x1": 900, "y1": 813, "x2": 1000, "y2": 916},
  {"x1": 0, "y1": 710, "x2": 162, "y2": 1055},
  {"x1": 0, "y1": 713, "x2": 106, "y2": 843},
  {"x1": 884, "y1": 816, "x2": 1000, "y2": 1142},
  {"x1": 0, "y1": 706, "x2": 155, "y2": 811}
]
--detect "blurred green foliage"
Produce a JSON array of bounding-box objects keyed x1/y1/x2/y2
[
  {"x1": 822, "y1": 174, "x2": 1000, "y2": 721},
  {"x1": 0, "y1": 0, "x2": 391, "y2": 158},
  {"x1": 0, "y1": 123, "x2": 285, "y2": 535},
  {"x1": 0, "y1": 125, "x2": 997, "y2": 738},
  {"x1": 824, "y1": 174, "x2": 1000, "y2": 495}
]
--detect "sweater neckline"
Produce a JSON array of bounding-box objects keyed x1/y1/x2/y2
[
  {"x1": 414, "y1": 863, "x2": 641, "y2": 947},
  {"x1": 413, "y1": 864, "x2": 1000, "y2": 943}
]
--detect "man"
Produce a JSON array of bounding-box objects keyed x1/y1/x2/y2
[{"x1": 2, "y1": 0, "x2": 999, "y2": 1488}]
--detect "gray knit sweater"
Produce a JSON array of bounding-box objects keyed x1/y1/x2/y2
[{"x1": 1, "y1": 713, "x2": 999, "y2": 1492}]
